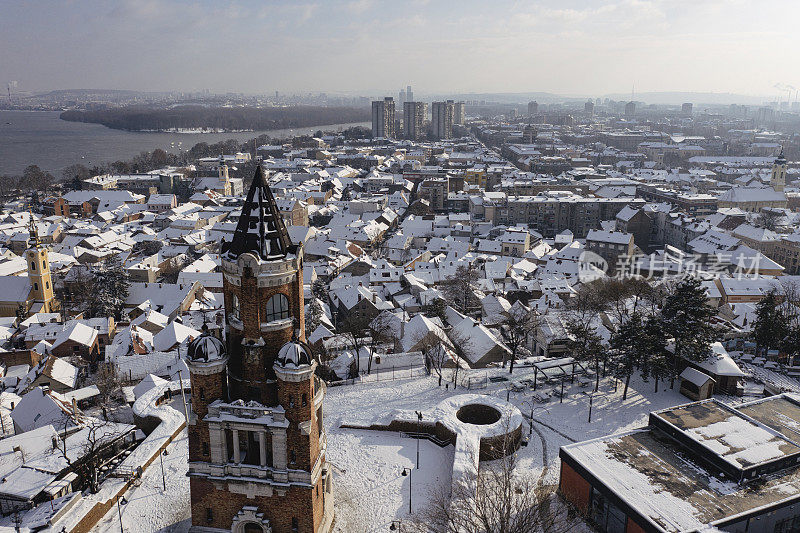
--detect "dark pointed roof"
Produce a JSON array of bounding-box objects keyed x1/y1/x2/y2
[
  {"x1": 775, "y1": 147, "x2": 787, "y2": 165},
  {"x1": 222, "y1": 166, "x2": 294, "y2": 261}
]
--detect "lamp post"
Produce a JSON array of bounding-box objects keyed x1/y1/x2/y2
[
  {"x1": 414, "y1": 411, "x2": 423, "y2": 469},
  {"x1": 159, "y1": 448, "x2": 168, "y2": 491},
  {"x1": 116, "y1": 494, "x2": 127, "y2": 532},
  {"x1": 401, "y1": 467, "x2": 412, "y2": 514},
  {"x1": 522, "y1": 400, "x2": 549, "y2": 437}
]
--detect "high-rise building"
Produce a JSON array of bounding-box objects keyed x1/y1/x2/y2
[
  {"x1": 431, "y1": 100, "x2": 454, "y2": 140},
  {"x1": 528, "y1": 101, "x2": 539, "y2": 116},
  {"x1": 371, "y1": 97, "x2": 396, "y2": 138},
  {"x1": 406, "y1": 85, "x2": 413, "y2": 103},
  {"x1": 398, "y1": 89, "x2": 406, "y2": 106},
  {"x1": 187, "y1": 167, "x2": 334, "y2": 533},
  {"x1": 772, "y1": 148, "x2": 787, "y2": 192},
  {"x1": 584, "y1": 101, "x2": 594, "y2": 115},
  {"x1": 453, "y1": 101, "x2": 465, "y2": 125},
  {"x1": 682, "y1": 102, "x2": 693, "y2": 116},
  {"x1": 403, "y1": 101, "x2": 427, "y2": 140},
  {"x1": 624, "y1": 101, "x2": 636, "y2": 117}
]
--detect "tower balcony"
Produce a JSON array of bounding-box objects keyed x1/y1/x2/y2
[{"x1": 206, "y1": 399, "x2": 288, "y2": 427}]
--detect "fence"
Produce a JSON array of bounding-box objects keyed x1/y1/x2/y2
[
  {"x1": 467, "y1": 373, "x2": 489, "y2": 390},
  {"x1": 327, "y1": 364, "x2": 428, "y2": 387}
]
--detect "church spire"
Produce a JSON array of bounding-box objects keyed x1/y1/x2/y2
[
  {"x1": 222, "y1": 165, "x2": 294, "y2": 261},
  {"x1": 27, "y1": 207, "x2": 40, "y2": 248}
]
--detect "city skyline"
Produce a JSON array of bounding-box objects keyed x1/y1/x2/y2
[{"x1": 1, "y1": 0, "x2": 799, "y2": 98}]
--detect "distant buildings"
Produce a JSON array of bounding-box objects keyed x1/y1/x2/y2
[
  {"x1": 403, "y1": 101, "x2": 427, "y2": 140},
  {"x1": 624, "y1": 101, "x2": 636, "y2": 117},
  {"x1": 371, "y1": 97, "x2": 396, "y2": 139},
  {"x1": 528, "y1": 100, "x2": 539, "y2": 116},
  {"x1": 584, "y1": 100, "x2": 594, "y2": 116},
  {"x1": 431, "y1": 100, "x2": 455, "y2": 140},
  {"x1": 682, "y1": 102, "x2": 693, "y2": 116},
  {"x1": 454, "y1": 101, "x2": 465, "y2": 125}
]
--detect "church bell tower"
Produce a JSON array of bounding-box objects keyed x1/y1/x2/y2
[
  {"x1": 26, "y1": 215, "x2": 56, "y2": 314},
  {"x1": 187, "y1": 166, "x2": 334, "y2": 533},
  {"x1": 772, "y1": 147, "x2": 787, "y2": 192}
]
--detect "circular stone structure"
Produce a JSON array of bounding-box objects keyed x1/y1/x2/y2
[{"x1": 432, "y1": 394, "x2": 523, "y2": 460}]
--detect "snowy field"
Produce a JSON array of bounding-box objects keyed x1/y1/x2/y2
[
  {"x1": 324, "y1": 366, "x2": 690, "y2": 531},
  {"x1": 87, "y1": 367, "x2": 692, "y2": 532}
]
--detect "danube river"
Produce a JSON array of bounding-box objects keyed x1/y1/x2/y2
[{"x1": 0, "y1": 110, "x2": 368, "y2": 175}]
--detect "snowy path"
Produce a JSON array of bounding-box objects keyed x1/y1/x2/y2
[{"x1": 91, "y1": 430, "x2": 190, "y2": 533}]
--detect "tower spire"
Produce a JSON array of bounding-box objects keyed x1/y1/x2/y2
[
  {"x1": 222, "y1": 165, "x2": 293, "y2": 261},
  {"x1": 27, "y1": 207, "x2": 39, "y2": 248}
]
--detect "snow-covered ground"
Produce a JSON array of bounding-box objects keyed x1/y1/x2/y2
[
  {"x1": 324, "y1": 366, "x2": 689, "y2": 530},
  {"x1": 86, "y1": 367, "x2": 691, "y2": 533}
]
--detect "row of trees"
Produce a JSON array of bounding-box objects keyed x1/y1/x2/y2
[
  {"x1": 60, "y1": 105, "x2": 370, "y2": 132},
  {"x1": 565, "y1": 276, "x2": 718, "y2": 399}
]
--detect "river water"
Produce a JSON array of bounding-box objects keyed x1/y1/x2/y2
[{"x1": 0, "y1": 110, "x2": 369, "y2": 175}]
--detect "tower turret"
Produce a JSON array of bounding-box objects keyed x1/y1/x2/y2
[{"x1": 186, "y1": 325, "x2": 228, "y2": 463}]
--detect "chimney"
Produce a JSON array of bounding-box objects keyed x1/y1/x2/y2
[{"x1": 72, "y1": 397, "x2": 77, "y2": 416}]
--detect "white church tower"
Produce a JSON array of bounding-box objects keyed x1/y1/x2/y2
[{"x1": 771, "y1": 147, "x2": 787, "y2": 192}]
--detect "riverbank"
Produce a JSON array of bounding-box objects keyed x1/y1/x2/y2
[{"x1": 0, "y1": 110, "x2": 368, "y2": 175}]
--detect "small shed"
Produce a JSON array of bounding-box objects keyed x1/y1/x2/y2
[{"x1": 679, "y1": 367, "x2": 716, "y2": 401}]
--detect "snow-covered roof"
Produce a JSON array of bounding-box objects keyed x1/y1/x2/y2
[{"x1": 680, "y1": 367, "x2": 715, "y2": 387}]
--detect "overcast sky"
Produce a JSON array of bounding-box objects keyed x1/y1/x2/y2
[{"x1": 1, "y1": 0, "x2": 798, "y2": 98}]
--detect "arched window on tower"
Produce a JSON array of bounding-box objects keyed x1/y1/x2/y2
[{"x1": 265, "y1": 293, "x2": 289, "y2": 322}]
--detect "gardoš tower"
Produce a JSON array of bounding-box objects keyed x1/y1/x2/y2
[{"x1": 187, "y1": 166, "x2": 334, "y2": 533}]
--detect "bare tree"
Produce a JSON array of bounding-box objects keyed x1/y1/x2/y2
[
  {"x1": 756, "y1": 209, "x2": 781, "y2": 231},
  {"x1": 442, "y1": 263, "x2": 481, "y2": 314},
  {"x1": 499, "y1": 305, "x2": 539, "y2": 374},
  {"x1": 338, "y1": 315, "x2": 372, "y2": 377},
  {"x1": 592, "y1": 277, "x2": 654, "y2": 326},
  {"x1": 366, "y1": 312, "x2": 399, "y2": 373},
  {"x1": 446, "y1": 327, "x2": 474, "y2": 388},
  {"x1": 414, "y1": 331, "x2": 453, "y2": 386},
  {"x1": 409, "y1": 448, "x2": 581, "y2": 533},
  {"x1": 95, "y1": 362, "x2": 122, "y2": 416},
  {"x1": 56, "y1": 416, "x2": 123, "y2": 494}
]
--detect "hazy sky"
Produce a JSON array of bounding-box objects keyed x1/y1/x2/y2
[{"x1": 1, "y1": 0, "x2": 798, "y2": 98}]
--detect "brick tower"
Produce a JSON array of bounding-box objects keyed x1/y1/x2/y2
[{"x1": 187, "y1": 167, "x2": 334, "y2": 533}]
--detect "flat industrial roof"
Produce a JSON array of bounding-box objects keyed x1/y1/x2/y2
[{"x1": 561, "y1": 394, "x2": 800, "y2": 533}]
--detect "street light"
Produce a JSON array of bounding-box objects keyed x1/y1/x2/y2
[
  {"x1": 116, "y1": 494, "x2": 128, "y2": 532},
  {"x1": 401, "y1": 467, "x2": 412, "y2": 514},
  {"x1": 414, "y1": 411, "x2": 423, "y2": 469},
  {"x1": 159, "y1": 447, "x2": 168, "y2": 491},
  {"x1": 522, "y1": 400, "x2": 549, "y2": 437}
]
